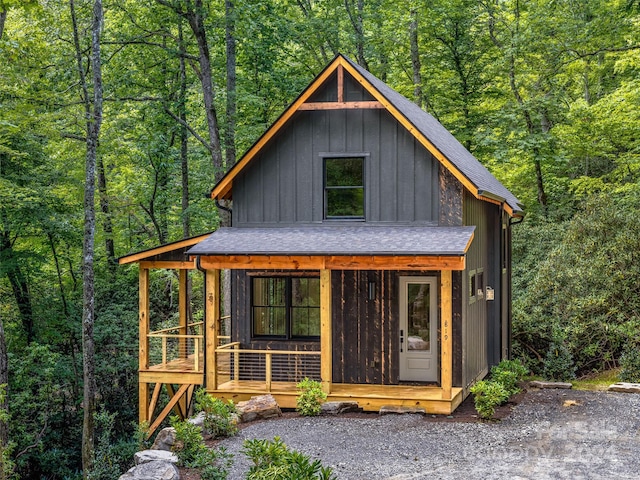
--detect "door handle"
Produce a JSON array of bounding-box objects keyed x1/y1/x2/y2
[{"x1": 400, "y1": 329, "x2": 404, "y2": 353}]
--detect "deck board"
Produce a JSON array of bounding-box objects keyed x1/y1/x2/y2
[{"x1": 210, "y1": 381, "x2": 464, "y2": 414}]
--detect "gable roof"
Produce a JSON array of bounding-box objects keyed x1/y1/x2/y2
[{"x1": 212, "y1": 54, "x2": 523, "y2": 216}]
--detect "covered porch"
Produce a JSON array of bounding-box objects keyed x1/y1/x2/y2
[{"x1": 191, "y1": 226, "x2": 474, "y2": 416}]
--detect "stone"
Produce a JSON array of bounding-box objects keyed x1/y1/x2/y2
[
  {"x1": 134, "y1": 449, "x2": 178, "y2": 465},
  {"x1": 528, "y1": 381, "x2": 573, "y2": 389},
  {"x1": 236, "y1": 394, "x2": 282, "y2": 423},
  {"x1": 379, "y1": 405, "x2": 426, "y2": 416},
  {"x1": 118, "y1": 460, "x2": 179, "y2": 480},
  {"x1": 151, "y1": 427, "x2": 176, "y2": 451},
  {"x1": 188, "y1": 412, "x2": 206, "y2": 428},
  {"x1": 608, "y1": 382, "x2": 640, "y2": 393},
  {"x1": 321, "y1": 401, "x2": 362, "y2": 415}
]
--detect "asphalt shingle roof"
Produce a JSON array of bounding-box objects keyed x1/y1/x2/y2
[
  {"x1": 342, "y1": 56, "x2": 522, "y2": 213},
  {"x1": 187, "y1": 226, "x2": 475, "y2": 257}
]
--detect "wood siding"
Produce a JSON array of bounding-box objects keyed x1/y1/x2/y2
[
  {"x1": 232, "y1": 269, "x2": 448, "y2": 386},
  {"x1": 462, "y1": 191, "x2": 503, "y2": 388},
  {"x1": 232, "y1": 74, "x2": 440, "y2": 226}
]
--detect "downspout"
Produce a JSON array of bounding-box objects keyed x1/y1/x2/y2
[{"x1": 506, "y1": 211, "x2": 524, "y2": 359}]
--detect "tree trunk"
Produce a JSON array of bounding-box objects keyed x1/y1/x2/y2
[
  {"x1": 0, "y1": 9, "x2": 6, "y2": 40},
  {"x1": 409, "y1": 9, "x2": 423, "y2": 109},
  {"x1": 178, "y1": 21, "x2": 190, "y2": 238},
  {"x1": 0, "y1": 5, "x2": 14, "y2": 446},
  {"x1": 70, "y1": 0, "x2": 103, "y2": 475},
  {"x1": 185, "y1": 1, "x2": 224, "y2": 180},
  {"x1": 225, "y1": 0, "x2": 236, "y2": 167},
  {"x1": 97, "y1": 157, "x2": 115, "y2": 275},
  {"x1": 345, "y1": 0, "x2": 369, "y2": 69}
]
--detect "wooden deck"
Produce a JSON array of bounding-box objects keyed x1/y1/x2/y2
[{"x1": 209, "y1": 381, "x2": 464, "y2": 415}]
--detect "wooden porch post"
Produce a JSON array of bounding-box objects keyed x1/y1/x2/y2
[
  {"x1": 139, "y1": 266, "x2": 150, "y2": 423},
  {"x1": 320, "y1": 269, "x2": 332, "y2": 395},
  {"x1": 205, "y1": 269, "x2": 220, "y2": 391},
  {"x1": 178, "y1": 269, "x2": 188, "y2": 357},
  {"x1": 441, "y1": 270, "x2": 453, "y2": 400}
]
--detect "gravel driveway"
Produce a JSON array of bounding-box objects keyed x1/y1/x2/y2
[{"x1": 216, "y1": 389, "x2": 640, "y2": 479}]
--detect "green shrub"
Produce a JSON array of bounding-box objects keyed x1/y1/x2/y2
[
  {"x1": 242, "y1": 437, "x2": 336, "y2": 480},
  {"x1": 170, "y1": 416, "x2": 232, "y2": 478},
  {"x1": 296, "y1": 378, "x2": 327, "y2": 416},
  {"x1": 491, "y1": 359, "x2": 528, "y2": 396},
  {"x1": 619, "y1": 345, "x2": 640, "y2": 382},
  {"x1": 469, "y1": 380, "x2": 510, "y2": 420},
  {"x1": 88, "y1": 410, "x2": 139, "y2": 480},
  {"x1": 195, "y1": 389, "x2": 238, "y2": 438},
  {"x1": 543, "y1": 341, "x2": 577, "y2": 381}
]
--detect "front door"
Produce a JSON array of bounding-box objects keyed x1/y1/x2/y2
[{"x1": 399, "y1": 276, "x2": 438, "y2": 382}]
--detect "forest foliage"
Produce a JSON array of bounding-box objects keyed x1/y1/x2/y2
[{"x1": 1, "y1": 0, "x2": 639, "y2": 477}]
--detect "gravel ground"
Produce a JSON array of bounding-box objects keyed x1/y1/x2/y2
[{"x1": 214, "y1": 389, "x2": 640, "y2": 479}]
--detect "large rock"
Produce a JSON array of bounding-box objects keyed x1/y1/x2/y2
[
  {"x1": 134, "y1": 449, "x2": 178, "y2": 465},
  {"x1": 236, "y1": 394, "x2": 282, "y2": 423},
  {"x1": 151, "y1": 427, "x2": 176, "y2": 451},
  {"x1": 529, "y1": 380, "x2": 573, "y2": 389},
  {"x1": 119, "y1": 460, "x2": 179, "y2": 480},
  {"x1": 321, "y1": 401, "x2": 362, "y2": 415},
  {"x1": 608, "y1": 382, "x2": 640, "y2": 393}
]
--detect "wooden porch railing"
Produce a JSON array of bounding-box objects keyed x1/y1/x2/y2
[
  {"x1": 214, "y1": 342, "x2": 321, "y2": 391},
  {"x1": 147, "y1": 321, "x2": 204, "y2": 372}
]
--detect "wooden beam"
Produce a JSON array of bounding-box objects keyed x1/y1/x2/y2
[
  {"x1": 148, "y1": 383, "x2": 162, "y2": 423},
  {"x1": 337, "y1": 64, "x2": 344, "y2": 102},
  {"x1": 139, "y1": 267, "x2": 150, "y2": 370},
  {"x1": 320, "y1": 269, "x2": 332, "y2": 394},
  {"x1": 440, "y1": 270, "x2": 453, "y2": 400},
  {"x1": 198, "y1": 255, "x2": 466, "y2": 271},
  {"x1": 147, "y1": 383, "x2": 191, "y2": 436},
  {"x1": 139, "y1": 260, "x2": 196, "y2": 270},
  {"x1": 205, "y1": 269, "x2": 220, "y2": 391},
  {"x1": 325, "y1": 255, "x2": 466, "y2": 271},
  {"x1": 297, "y1": 101, "x2": 384, "y2": 110},
  {"x1": 139, "y1": 382, "x2": 149, "y2": 425},
  {"x1": 179, "y1": 269, "x2": 188, "y2": 358},
  {"x1": 199, "y1": 255, "x2": 326, "y2": 270}
]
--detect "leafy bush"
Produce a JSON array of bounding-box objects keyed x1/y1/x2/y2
[
  {"x1": 195, "y1": 389, "x2": 238, "y2": 438},
  {"x1": 170, "y1": 416, "x2": 232, "y2": 478},
  {"x1": 543, "y1": 341, "x2": 577, "y2": 382},
  {"x1": 88, "y1": 410, "x2": 138, "y2": 480},
  {"x1": 469, "y1": 380, "x2": 510, "y2": 420},
  {"x1": 490, "y1": 359, "x2": 528, "y2": 396},
  {"x1": 619, "y1": 345, "x2": 640, "y2": 382},
  {"x1": 296, "y1": 378, "x2": 327, "y2": 416},
  {"x1": 512, "y1": 193, "x2": 640, "y2": 377},
  {"x1": 242, "y1": 437, "x2": 336, "y2": 480}
]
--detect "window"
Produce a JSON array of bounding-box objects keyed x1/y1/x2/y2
[
  {"x1": 468, "y1": 268, "x2": 484, "y2": 303},
  {"x1": 252, "y1": 277, "x2": 320, "y2": 339},
  {"x1": 324, "y1": 157, "x2": 364, "y2": 219}
]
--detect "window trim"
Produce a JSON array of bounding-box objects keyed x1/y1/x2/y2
[
  {"x1": 468, "y1": 268, "x2": 484, "y2": 304},
  {"x1": 251, "y1": 275, "x2": 320, "y2": 341},
  {"x1": 322, "y1": 153, "x2": 368, "y2": 220}
]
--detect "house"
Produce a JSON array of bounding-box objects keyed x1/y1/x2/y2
[{"x1": 119, "y1": 54, "x2": 523, "y2": 434}]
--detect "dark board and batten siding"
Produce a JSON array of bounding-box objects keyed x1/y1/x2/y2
[
  {"x1": 232, "y1": 72, "x2": 440, "y2": 226},
  {"x1": 462, "y1": 191, "x2": 504, "y2": 389}
]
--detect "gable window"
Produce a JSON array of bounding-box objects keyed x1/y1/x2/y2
[
  {"x1": 324, "y1": 157, "x2": 365, "y2": 219},
  {"x1": 252, "y1": 277, "x2": 320, "y2": 339}
]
